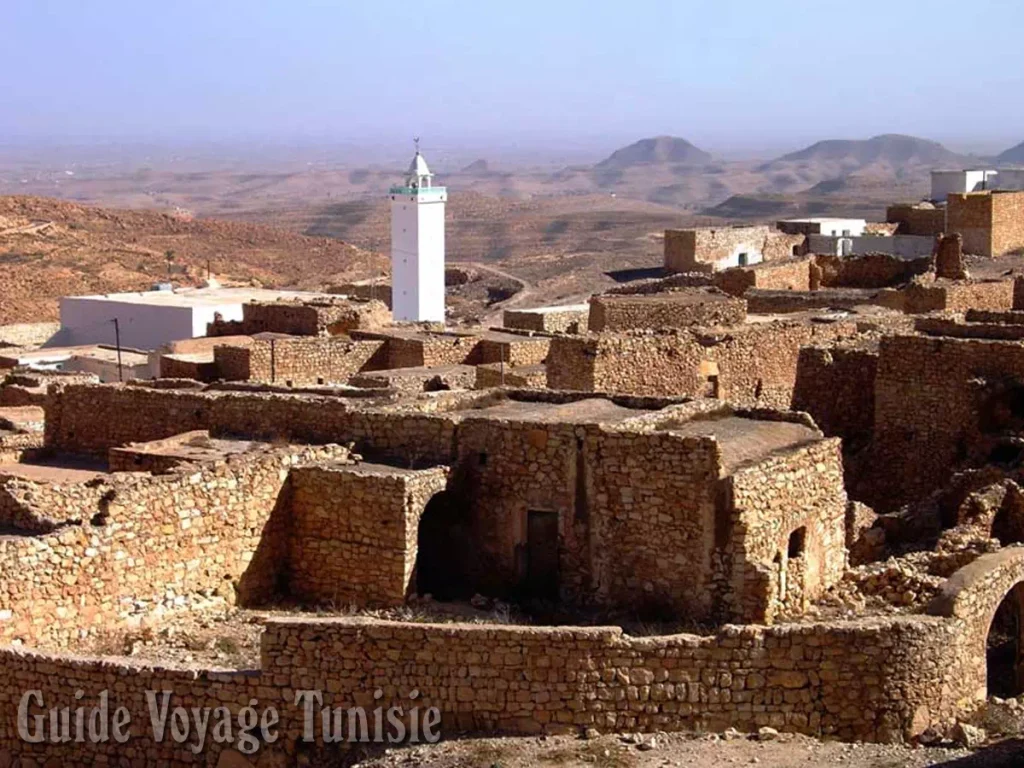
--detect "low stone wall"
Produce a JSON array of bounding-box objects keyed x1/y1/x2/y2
[
  {"x1": 475, "y1": 364, "x2": 546, "y2": 389},
  {"x1": 350, "y1": 365, "x2": 477, "y2": 394},
  {"x1": 44, "y1": 384, "x2": 458, "y2": 464},
  {"x1": 504, "y1": 306, "x2": 588, "y2": 334},
  {"x1": 478, "y1": 336, "x2": 550, "y2": 367},
  {"x1": 0, "y1": 609, "x2": 970, "y2": 764},
  {"x1": 887, "y1": 203, "x2": 945, "y2": 237},
  {"x1": 209, "y1": 299, "x2": 390, "y2": 337},
  {"x1": 159, "y1": 353, "x2": 217, "y2": 382},
  {"x1": 214, "y1": 336, "x2": 384, "y2": 385},
  {"x1": 901, "y1": 279, "x2": 1014, "y2": 314},
  {"x1": 815, "y1": 253, "x2": 933, "y2": 289},
  {"x1": 0, "y1": 443, "x2": 352, "y2": 646},
  {"x1": 588, "y1": 291, "x2": 747, "y2": 331},
  {"x1": 713, "y1": 258, "x2": 811, "y2": 297}
]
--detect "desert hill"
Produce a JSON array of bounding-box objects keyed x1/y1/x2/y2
[
  {"x1": 997, "y1": 141, "x2": 1024, "y2": 165},
  {"x1": 460, "y1": 159, "x2": 491, "y2": 174},
  {"x1": 764, "y1": 134, "x2": 963, "y2": 169},
  {"x1": 0, "y1": 196, "x2": 383, "y2": 325},
  {"x1": 595, "y1": 136, "x2": 712, "y2": 170}
]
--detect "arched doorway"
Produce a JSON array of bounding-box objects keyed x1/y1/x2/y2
[
  {"x1": 414, "y1": 491, "x2": 474, "y2": 600},
  {"x1": 987, "y1": 582, "x2": 1024, "y2": 698}
]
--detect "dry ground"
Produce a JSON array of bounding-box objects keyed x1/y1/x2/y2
[{"x1": 349, "y1": 731, "x2": 1022, "y2": 768}]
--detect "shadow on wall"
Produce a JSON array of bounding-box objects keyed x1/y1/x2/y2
[{"x1": 236, "y1": 484, "x2": 293, "y2": 605}]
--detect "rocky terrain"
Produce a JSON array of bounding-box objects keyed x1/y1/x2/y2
[
  {"x1": 0, "y1": 196, "x2": 384, "y2": 323},
  {"x1": 346, "y1": 730, "x2": 1016, "y2": 768}
]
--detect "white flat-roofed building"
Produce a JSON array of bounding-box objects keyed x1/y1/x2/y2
[
  {"x1": 777, "y1": 218, "x2": 868, "y2": 237},
  {"x1": 57, "y1": 287, "x2": 336, "y2": 350},
  {"x1": 930, "y1": 169, "x2": 998, "y2": 201}
]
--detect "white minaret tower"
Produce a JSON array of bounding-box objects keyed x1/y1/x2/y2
[{"x1": 389, "y1": 141, "x2": 446, "y2": 322}]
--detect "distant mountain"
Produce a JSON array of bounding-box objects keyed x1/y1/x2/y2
[
  {"x1": 595, "y1": 136, "x2": 712, "y2": 170},
  {"x1": 461, "y1": 159, "x2": 490, "y2": 174},
  {"x1": 997, "y1": 141, "x2": 1024, "y2": 165},
  {"x1": 762, "y1": 134, "x2": 964, "y2": 171}
]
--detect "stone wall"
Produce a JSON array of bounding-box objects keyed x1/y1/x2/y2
[
  {"x1": 0, "y1": 609, "x2": 970, "y2": 765},
  {"x1": 815, "y1": 253, "x2": 933, "y2": 289},
  {"x1": 901, "y1": 279, "x2": 1014, "y2": 314},
  {"x1": 158, "y1": 354, "x2": 217, "y2": 382},
  {"x1": 504, "y1": 306, "x2": 588, "y2": 334},
  {"x1": 214, "y1": 336, "x2": 384, "y2": 385},
  {"x1": 584, "y1": 426, "x2": 722, "y2": 618},
  {"x1": 44, "y1": 385, "x2": 458, "y2": 465},
  {"x1": 350, "y1": 365, "x2": 477, "y2": 394},
  {"x1": 475, "y1": 364, "x2": 547, "y2": 389},
  {"x1": 288, "y1": 463, "x2": 449, "y2": 605},
  {"x1": 722, "y1": 439, "x2": 847, "y2": 623},
  {"x1": 947, "y1": 193, "x2": 993, "y2": 256},
  {"x1": 478, "y1": 335, "x2": 550, "y2": 368},
  {"x1": 928, "y1": 547, "x2": 1024, "y2": 704},
  {"x1": 792, "y1": 344, "x2": 878, "y2": 444},
  {"x1": 0, "y1": 442, "x2": 351, "y2": 646},
  {"x1": 588, "y1": 290, "x2": 747, "y2": 331},
  {"x1": 209, "y1": 298, "x2": 390, "y2": 337},
  {"x1": 992, "y1": 190, "x2": 1024, "y2": 257},
  {"x1": 547, "y1": 320, "x2": 857, "y2": 407},
  {"x1": 866, "y1": 333, "x2": 1024, "y2": 509},
  {"x1": 886, "y1": 203, "x2": 945, "y2": 237},
  {"x1": 712, "y1": 258, "x2": 811, "y2": 297},
  {"x1": 665, "y1": 227, "x2": 804, "y2": 273}
]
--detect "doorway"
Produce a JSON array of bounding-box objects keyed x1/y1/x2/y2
[{"x1": 524, "y1": 510, "x2": 560, "y2": 600}]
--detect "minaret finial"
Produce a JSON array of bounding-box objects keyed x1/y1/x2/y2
[{"x1": 414, "y1": 136, "x2": 420, "y2": 154}]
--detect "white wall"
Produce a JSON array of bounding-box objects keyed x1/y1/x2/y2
[
  {"x1": 931, "y1": 170, "x2": 997, "y2": 201},
  {"x1": 391, "y1": 191, "x2": 446, "y2": 322},
  {"x1": 60, "y1": 298, "x2": 201, "y2": 350},
  {"x1": 807, "y1": 234, "x2": 934, "y2": 259},
  {"x1": 996, "y1": 169, "x2": 1024, "y2": 191},
  {"x1": 714, "y1": 243, "x2": 763, "y2": 271},
  {"x1": 813, "y1": 219, "x2": 866, "y2": 237}
]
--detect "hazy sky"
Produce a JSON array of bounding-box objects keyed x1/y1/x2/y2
[{"x1": 3, "y1": 0, "x2": 1023, "y2": 154}]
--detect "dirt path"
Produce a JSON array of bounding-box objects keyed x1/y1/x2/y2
[
  {"x1": 353, "y1": 731, "x2": 1022, "y2": 768},
  {"x1": 449, "y1": 260, "x2": 535, "y2": 324}
]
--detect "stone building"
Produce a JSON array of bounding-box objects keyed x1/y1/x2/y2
[
  {"x1": 946, "y1": 190, "x2": 1024, "y2": 257},
  {"x1": 587, "y1": 288, "x2": 747, "y2": 331},
  {"x1": 547, "y1": 315, "x2": 856, "y2": 406},
  {"x1": 30, "y1": 383, "x2": 844, "y2": 626},
  {"x1": 664, "y1": 226, "x2": 804, "y2": 273}
]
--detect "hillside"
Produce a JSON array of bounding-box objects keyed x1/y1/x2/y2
[
  {"x1": 595, "y1": 136, "x2": 712, "y2": 170},
  {"x1": 764, "y1": 134, "x2": 963, "y2": 168},
  {"x1": 997, "y1": 140, "x2": 1024, "y2": 165},
  {"x1": 0, "y1": 196, "x2": 383, "y2": 325}
]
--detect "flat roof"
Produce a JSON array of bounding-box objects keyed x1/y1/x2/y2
[
  {"x1": 62, "y1": 287, "x2": 335, "y2": 309},
  {"x1": 666, "y1": 416, "x2": 818, "y2": 472},
  {"x1": 506, "y1": 304, "x2": 589, "y2": 315},
  {"x1": 598, "y1": 290, "x2": 735, "y2": 306},
  {"x1": 4, "y1": 345, "x2": 149, "y2": 365},
  {"x1": 779, "y1": 217, "x2": 866, "y2": 224},
  {"x1": 464, "y1": 397, "x2": 648, "y2": 425}
]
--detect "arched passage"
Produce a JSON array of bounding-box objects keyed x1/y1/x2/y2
[
  {"x1": 988, "y1": 582, "x2": 1024, "y2": 698},
  {"x1": 414, "y1": 491, "x2": 474, "y2": 601}
]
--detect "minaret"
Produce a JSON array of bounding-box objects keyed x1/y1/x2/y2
[{"x1": 389, "y1": 141, "x2": 447, "y2": 322}]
